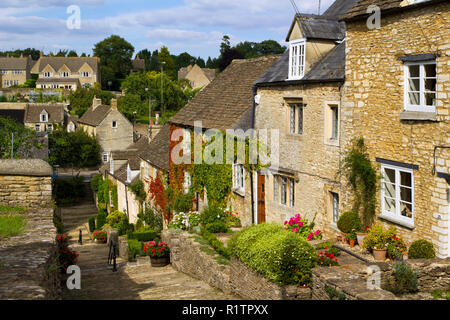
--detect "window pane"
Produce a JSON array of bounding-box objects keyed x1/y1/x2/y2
[
  {"x1": 290, "y1": 106, "x2": 295, "y2": 133},
  {"x1": 384, "y1": 168, "x2": 396, "y2": 184},
  {"x1": 408, "y1": 79, "x2": 420, "y2": 91},
  {"x1": 384, "y1": 197, "x2": 396, "y2": 214},
  {"x1": 400, "y1": 171, "x2": 412, "y2": 187},
  {"x1": 425, "y1": 92, "x2": 436, "y2": 106},
  {"x1": 425, "y1": 78, "x2": 436, "y2": 91},
  {"x1": 331, "y1": 106, "x2": 338, "y2": 139},
  {"x1": 400, "y1": 186, "x2": 412, "y2": 203},
  {"x1": 400, "y1": 202, "x2": 413, "y2": 218},
  {"x1": 298, "y1": 105, "x2": 303, "y2": 134},
  {"x1": 384, "y1": 183, "x2": 396, "y2": 199},
  {"x1": 289, "y1": 179, "x2": 294, "y2": 208},
  {"x1": 332, "y1": 193, "x2": 339, "y2": 223},
  {"x1": 424, "y1": 64, "x2": 436, "y2": 77},
  {"x1": 273, "y1": 176, "x2": 278, "y2": 202},
  {"x1": 409, "y1": 92, "x2": 420, "y2": 105},
  {"x1": 408, "y1": 65, "x2": 420, "y2": 77},
  {"x1": 281, "y1": 177, "x2": 287, "y2": 205}
]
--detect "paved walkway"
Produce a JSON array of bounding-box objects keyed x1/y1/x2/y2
[{"x1": 61, "y1": 187, "x2": 237, "y2": 300}]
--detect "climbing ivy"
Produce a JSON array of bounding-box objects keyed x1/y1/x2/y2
[{"x1": 340, "y1": 137, "x2": 377, "y2": 227}]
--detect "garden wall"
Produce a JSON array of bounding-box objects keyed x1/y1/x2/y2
[{"x1": 0, "y1": 159, "x2": 53, "y2": 208}]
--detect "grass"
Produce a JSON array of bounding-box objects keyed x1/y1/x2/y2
[
  {"x1": 431, "y1": 290, "x2": 450, "y2": 300},
  {"x1": 193, "y1": 236, "x2": 209, "y2": 245},
  {"x1": 0, "y1": 206, "x2": 26, "y2": 213},
  {"x1": 215, "y1": 256, "x2": 230, "y2": 266},
  {"x1": 0, "y1": 214, "x2": 27, "y2": 238},
  {"x1": 200, "y1": 246, "x2": 217, "y2": 256}
]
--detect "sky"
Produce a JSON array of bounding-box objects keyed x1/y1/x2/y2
[{"x1": 0, "y1": 0, "x2": 335, "y2": 59}]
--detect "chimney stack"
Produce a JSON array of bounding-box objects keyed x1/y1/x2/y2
[
  {"x1": 92, "y1": 96, "x2": 102, "y2": 110},
  {"x1": 40, "y1": 51, "x2": 43, "y2": 58},
  {"x1": 110, "y1": 98, "x2": 117, "y2": 110},
  {"x1": 155, "y1": 112, "x2": 160, "y2": 125}
]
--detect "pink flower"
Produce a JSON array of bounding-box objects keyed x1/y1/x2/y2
[
  {"x1": 307, "y1": 232, "x2": 313, "y2": 241},
  {"x1": 315, "y1": 230, "x2": 321, "y2": 236},
  {"x1": 284, "y1": 221, "x2": 287, "y2": 225},
  {"x1": 292, "y1": 227, "x2": 299, "y2": 233},
  {"x1": 288, "y1": 220, "x2": 293, "y2": 226},
  {"x1": 294, "y1": 217, "x2": 300, "y2": 224},
  {"x1": 295, "y1": 213, "x2": 300, "y2": 219},
  {"x1": 299, "y1": 222, "x2": 303, "y2": 227}
]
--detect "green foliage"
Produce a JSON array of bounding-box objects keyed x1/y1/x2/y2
[
  {"x1": 324, "y1": 285, "x2": 346, "y2": 300},
  {"x1": 204, "y1": 222, "x2": 229, "y2": 234},
  {"x1": 0, "y1": 116, "x2": 40, "y2": 159},
  {"x1": 96, "y1": 208, "x2": 107, "y2": 230},
  {"x1": 199, "y1": 227, "x2": 231, "y2": 259},
  {"x1": 90, "y1": 174, "x2": 103, "y2": 192},
  {"x1": 117, "y1": 214, "x2": 131, "y2": 236},
  {"x1": 135, "y1": 219, "x2": 144, "y2": 231},
  {"x1": 234, "y1": 40, "x2": 287, "y2": 58},
  {"x1": 0, "y1": 206, "x2": 25, "y2": 213},
  {"x1": 173, "y1": 192, "x2": 194, "y2": 213},
  {"x1": 68, "y1": 83, "x2": 114, "y2": 117},
  {"x1": 129, "y1": 180, "x2": 147, "y2": 205},
  {"x1": 53, "y1": 210, "x2": 64, "y2": 234},
  {"x1": 431, "y1": 290, "x2": 450, "y2": 300},
  {"x1": 47, "y1": 127, "x2": 101, "y2": 167},
  {"x1": 337, "y1": 211, "x2": 361, "y2": 234},
  {"x1": 88, "y1": 216, "x2": 96, "y2": 233},
  {"x1": 386, "y1": 261, "x2": 418, "y2": 294},
  {"x1": 0, "y1": 214, "x2": 27, "y2": 238},
  {"x1": 127, "y1": 230, "x2": 159, "y2": 242},
  {"x1": 158, "y1": 46, "x2": 176, "y2": 79},
  {"x1": 362, "y1": 223, "x2": 397, "y2": 250},
  {"x1": 340, "y1": 138, "x2": 377, "y2": 226},
  {"x1": 127, "y1": 239, "x2": 142, "y2": 261},
  {"x1": 105, "y1": 210, "x2": 125, "y2": 226},
  {"x1": 111, "y1": 185, "x2": 118, "y2": 209},
  {"x1": 228, "y1": 223, "x2": 317, "y2": 286},
  {"x1": 408, "y1": 239, "x2": 436, "y2": 259},
  {"x1": 192, "y1": 163, "x2": 232, "y2": 208},
  {"x1": 137, "y1": 208, "x2": 163, "y2": 232},
  {"x1": 200, "y1": 246, "x2": 217, "y2": 256},
  {"x1": 199, "y1": 206, "x2": 229, "y2": 234},
  {"x1": 52, "y1": 176, "x2": 85, "y2": 206}
]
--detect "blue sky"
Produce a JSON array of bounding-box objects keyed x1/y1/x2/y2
[{"x1": 0, "y1": 0, "x2": 335, "y2": 59}]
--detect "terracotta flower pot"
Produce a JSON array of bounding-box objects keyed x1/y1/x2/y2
[
  {"x1": 356, "y1": 233, "x2": 367, "y2": 246},
  {"x1": 341, "y1": 233, "x2": 349, "y2": 244},
  {"x1": 150, "y1": 255, "x2": 170, "y2": 267},
  {"x1": 372, "y1": 248, "x2": 387, "y2": 261},
  {"x1": 349, "y1": 239, "x2": 355, "y2": 248}
]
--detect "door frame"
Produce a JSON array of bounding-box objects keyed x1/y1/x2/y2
[{"x1": 255, "y1": 172, "x2": 266, "y2": 224}]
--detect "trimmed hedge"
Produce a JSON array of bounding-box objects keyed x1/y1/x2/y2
[
  {"x1": 228, "y1": 223, "x2": 316, "y2": 286},
  {"x1": 127, "y1": 239, "x2": 142, "y2": 261},
  {"x1": 127, "y1": 230, "x2": 159, "y2": 242},
  {"x1": 408, "y1": 239, "x2": 435, "y2": 259},
  {"x1": 337, "y1": 211, "x2": 361, "y2": 234},
  {"x1": 88, "y1": 216, "x2": 96, "y2": 233},
  {"x1": 96, "y1": 208, "x2": 107, "y2": 230}
]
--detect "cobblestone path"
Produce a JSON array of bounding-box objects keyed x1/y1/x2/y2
[{"x1": 61, "y1": 184, "x2": 237, "y2": 300}]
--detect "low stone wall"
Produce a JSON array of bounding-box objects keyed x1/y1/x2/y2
[
  {"x1": 162, "y1": 230, "x2": 232, "y2": 294},
  {"x1": 0, "y1": 208, "x2": 61, "y2": 299},
  {"x1": 0, "y1": 159, "x2": 53, "y2": 208}
]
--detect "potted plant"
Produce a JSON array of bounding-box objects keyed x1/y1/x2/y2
[
  {"x1": 356, "y1": 224, "x2": 372, "y2": 247},
  {"x1": 93, "y1": 230, "x2": 107, "y2": 243},
  {"x1": 387, "y1": 235, "x2": 407, "y2": 261},
  {"x1": 346, "y1": 232, "x2": 357, "y2": 248},
  {"x1": 362, "y1": 223, "x2": 397, "y2": 261},
  {"x1": 143, "y1": 239, "x2": 170, "y2": 267}
]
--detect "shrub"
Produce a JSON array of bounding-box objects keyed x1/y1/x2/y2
[
  {"x1": 317, "y1": 251, "x2": 339, "y2": 267},
  {"x1": 386, "y1": 261, "x2": 418, "y2": 294},
  {"x1": 173, "y1": 192, "x2": 194, "y2": 213},
  {"x1": 225, "y1": 210, "x2": 241, "y2": 228},
  {"x1": 284, "y1": 213, "x2": 322, "y2": 241},
  {"x1": 106, "y1": 210, "x2": 125, "y2": 226},
  {"x1": 362, "y1": 223, "x2": 397, "y2": 250},
  {"x1": 58, "y1": 247, "x2": 79, "y2": 272},
  {"x1": 88, "y1": 216, "x2": 96, "y2": 233},
  {"x1": 117, "y1": 214, "x2": 130, "y2": 236},
  {"x1": 90, "y1": 174, "x2": 103, "y2": 192},
  {"x1": 387, "y1": 235, "x2": 407, "y2": 260},
  {"x1": 228, "y1": 223, "x2": 316, "y2": 286},
  {"x1": 200, "y1": 206, "x2": 227, "y2": 225},
  {"x1": 200, "y1": 227, "x2": 231, "y2": 259},
  {"x1": 93, "y1": 231, "x2": 107, "y2": 242},
  {"x1": 137, "y1": 208, "x2": 163, "y2": 232},
  {"x1": 53, "y1": 210, "x2": 64, "y2": 234},
  {"x1": 127, "y1": 230, "x2": 159, "y2": 242},
  {"x1": 96, "y1": 208, "x2": 107, "y2": 230},
  {"x1": 169, "y1": 211, "x2": 201, "y2": 231},
  {"x1": 204, "y1": 221, "x2": 229, "y2": 234},
  {"x1": 408, "y1": 239, "x2": 435, "y2": 259},
  {"x1": 336, "y1": 211, "x2": 361, "y2": 234},
  {"x1": 127, "y1": 239, "x2": 142, "y2": 261},
  {"x1": 135, "y1": 219, "x2": 144, "y2": 231}
]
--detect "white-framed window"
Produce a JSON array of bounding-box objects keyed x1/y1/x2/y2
[
  {"x1": 273, "y1": 175, "x2": 279, "y2": 202},
  {"x1": 110, "y1": 158, "x2": 114, "y2": 174},
  {"x1": 0, "y1": 70, "x2": 8, "y2": 74},
  {"x1": 47, "y1": 124, "x2": 53, "y2": 132},
  {"x1": 183, "y1": 171, "x2": 191, "y2": 194},
  {"x1": 44, "y1": 72, "x2": 53, "y2": 78},
  {"x1": 40, "y1": 113, "x2": 48, "y2": 122},
  {"x1": 273, "y1": 175, "x2": 295, "y2": 207},
  {"x1": 233, "y1": 163, "x2": 245, "y2": 193},
  {"x1": 102, "y1": 152, "x2": 108, "y2": 163},
  {"x1": 61, "y1": 72, "x2": 69, "y2": 77},
  {"x1": 50, "y1": 84, "x2": 58, "y2": 89},
  {"x1": 81, "y1": 72, "x2": 91, "y2": 77},
  {"x1": 330, "y1": 106, "x2": 339, "y2": 140},
  {"x1": 112, "y1": 121, "x2": 117, "y2": 128},
  {"x1": 64, "y1": 85, "x2": 73, "y2": 89},
  {"x1": 380, "y1": 164, "x2": 414, "y2": 226},
  {"x1": 280, "y1": 177, "x2": 287, "y2": 205},
  {"x1": 12, "y1": 70, "x2": 22, "y2": 74},
  {"x1": 289, "y1": 103, "x2": 303, "y2": 134},
  {"x1": 289, "y1": 178, "x2": 295, "y2": 208},
  {"x1": 331, "y1": 192, "x2": 339, "y2": 224},
  {"x1": 35, "y1": 124, "x2": 40, "y2": 132},
  {"x1": 288, "y1": 38, "x2": 306, "y2": 80},
  {"x1": 404, "y1": 61, "x2": 436, "y2": 112}
]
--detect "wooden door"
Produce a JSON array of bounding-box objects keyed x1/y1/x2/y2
[{"x1": 257, "y1": 174, "x2": 266, "y2": 223}]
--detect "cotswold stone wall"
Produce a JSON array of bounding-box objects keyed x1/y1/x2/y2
[
  {"x1": 0, "y1": 159, "x2": 53, "y2": 208},
  {"x1": 342, "y1": 3, "x2": 450, "y2": 257}
]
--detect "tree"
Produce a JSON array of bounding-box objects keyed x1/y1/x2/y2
[
  {"x1": 206, "y1": 57, "x2": 217, "y2": 69},
  {"x1": 56, "y1": 49, "x2": 68, "y2": 57},
  {"x1": 149, "y1": 49, "x2": 160, "y2": 71},
  {"x1": 93, "y1": 35, "x2": 135, "y2": 89},
  {"x1": 220, "y1": 35, "x2": 231, "y2": 54},
  {"x1": 0, "y1": 117, "x2": 39, "y2": 159},
  {"x1": 68, "y1": 83, "x2": 114, "y2": 117},
  {"x1": 67, "y1": 50, "x2": 78, "y2": 57},
  {"x1": 235, "y1": 40, "x2": 286, "y2": 58},
  {"x1": 117, "y1": 94, "x2": 145, "y2": 122},
  {"x1": 196, "y1": 57, "x2": 206, "y2": 68},
  {"x1": 175, "y1": 52, "x2": 196, "y2": 70},
  {"x1": 80, "y1": 53, "x2": 87, "y2": 57},
  {"x1": 158, "y1": 46, "x2": 176, "y2": 79},
  {"x1": 217, "y1": 48, "x2": 244, "y2": 72}
]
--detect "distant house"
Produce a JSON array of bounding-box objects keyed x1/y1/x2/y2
[
  {"x1": 131, "y1": 57, "x2": 146, "y2": 73},
  {"x1": 78, "y1": 97, "x2": 134, "y2": 163},
  {"x1": 66, "y1": 115, "x2": 78, "y2": 132},
  {"x1": 178, "y1": 64, "x2": 216, "y2": 89},
  {"x1": 24, "y1": 103, "x2": 66, "y2": 132},
  {"x1": 0, "y1": 55, "x2": 34, "y2": 88},
  {"x1": 31, "y1": 55, "x2": 100, "y2": 90}
]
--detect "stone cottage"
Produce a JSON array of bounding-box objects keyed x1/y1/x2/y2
[
  {"x1": 78, "y1": 97, "x2": 134, "y2": 163},
  {"x1": 178, "y1": 64, "x2": 216, "y2": 89},
  {"x1": 0, "y1": 55, "x2": 34, "y2": 88},
  {"x1": 24, "y1": 103, "x2": 66, "y2": 132},
  {"x1": 341, "y1": 0, "x2": 450, "y2": 258}
]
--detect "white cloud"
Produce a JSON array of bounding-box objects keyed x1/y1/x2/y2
[{"x1": 0, "y1": 0, "x2": 104, "y2": 8}]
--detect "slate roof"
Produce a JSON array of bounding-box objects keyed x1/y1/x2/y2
[
  {"x1": 321, "y1": 0, "x2": 360, "y2": 19},
  {"x1": 24, "y1": 104, "x2": 65, "y2": 123},
  {"x1": 170, "y1": 55, "x2": 281, "y2": 130},
  {"x1": 0, "y1": 56, "x2": 31, "y2": 70},
  {"x1": 31, "y1": 56, "x2": 100, "y2": 74},
  {"x1": 0, "y1": 109, "x2": 25, "y2": 124},
  {"x1": 36, "y1": 78, "x2": 80, "y2": 84},
  {"x1": 78, "y1": 105, "x2": 112, "y2": 126},
  {"x1": 342, "y1": 0, "x2": 445, "y2": 21},
  {"x1": 255, "y1": 41, "x2": 346, "y2": 86},
  {"x1": 138, "y1": 124, "x2": 171, "y2": 171},
  {"x1": 293, "y1": 16, "x2": 345, "y2": 41}
]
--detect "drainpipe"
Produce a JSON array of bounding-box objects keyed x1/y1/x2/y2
[{"x1": 250, "y1": 85, "x2": 257, "y2": 225}]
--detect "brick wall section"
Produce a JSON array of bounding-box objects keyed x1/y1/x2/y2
[
  {"x1": 341, "y1": 3, "x2": 450, "y2": 257},
  {"x1": 0, "y1": 159, "x2": 53, "y2": 208}
]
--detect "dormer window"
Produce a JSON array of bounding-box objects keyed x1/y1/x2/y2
[
  {"x1": 44, "y1": 72, "x2": 53, "y2": 78},
  {"x1": 40, "y1": 112, "x2": 48, "y2": 122},
  {"x1": 61, "y1": 72, "x2": 69, "y2": 77},
  {"x1": 288, "y1": 39, "x2": 306, "y2": 80}
]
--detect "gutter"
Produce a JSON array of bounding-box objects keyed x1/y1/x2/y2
[{"x1": 256, "y1": 78, "x2": 344, "y2": 88}]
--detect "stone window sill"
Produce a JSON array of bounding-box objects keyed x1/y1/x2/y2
[
  {"x1": 325, "y1": 138, "x2": 339, "y2": 147},
  {"x1": 400, "y1": 111, "x2": 437, "y2": 121},
  {"x1": 378, "y1": 213, "x2": 415, "y2": 230},
  {"x1": 232, "y1": 188, "x2": 245, "y2": 198}
]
